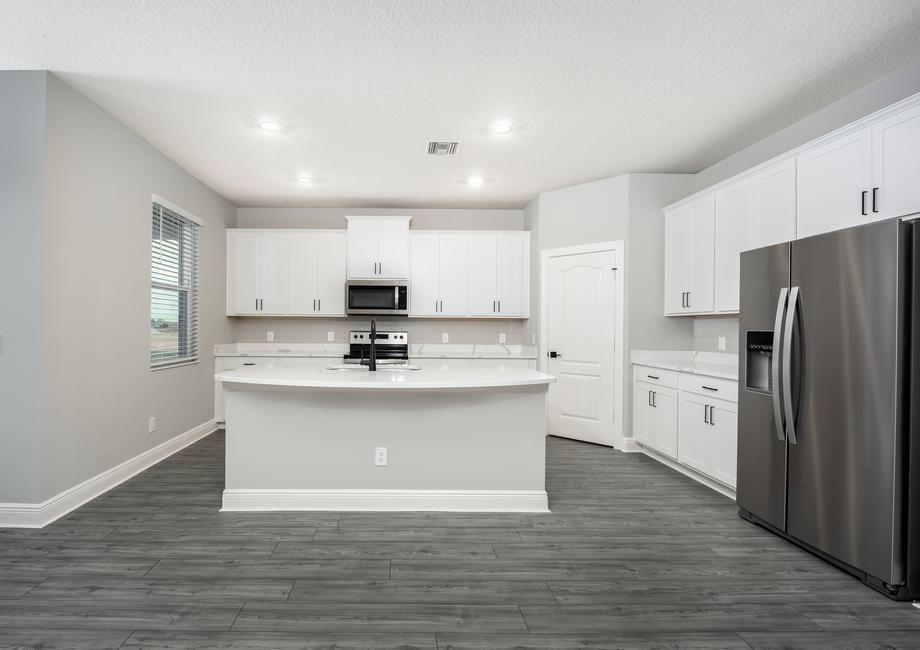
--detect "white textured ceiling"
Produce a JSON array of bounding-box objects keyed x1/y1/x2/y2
[{"x1": 4, "y1": 1, "x2": 920, "y2": 208}]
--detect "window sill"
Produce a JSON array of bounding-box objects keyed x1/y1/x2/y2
[{"x1": 151, "y1": 359, "x2": 200, "y2": 372}]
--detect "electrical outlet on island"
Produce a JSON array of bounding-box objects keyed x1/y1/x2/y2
[
  {"x1": 499, "y1": 332, "x2": 506, "y2": 344},
  {"x1": 266, "y1": 330, "x2": 274, "y2": 342},
  {"x1": 327, "y1": 331, "x2": 335, "y2": 342},
  {"x1": 442, "y1": 333, "x2": 449, "y2": 343},
  {"x1": 718, "y1": 336, "x2": 727, "y2": 351}
]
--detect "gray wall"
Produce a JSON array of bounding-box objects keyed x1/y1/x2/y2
[
  {"x1": 0, "y1": 72, "x2": 46, "y2": 502},
  {"x1": 31, "y1": 74, "x2": 237, "y2": 501},
  {"x1": 232, "y1": 206, "x2": 528, "y2": 345}
]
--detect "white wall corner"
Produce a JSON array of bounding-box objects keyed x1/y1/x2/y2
[{"x1": 0, "y1": 419, "x2": 218, "y2": 528}]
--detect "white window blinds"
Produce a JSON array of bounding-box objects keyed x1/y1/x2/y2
[{"x1": 150, "y1": 202, "x2": 200, "y2": 368}]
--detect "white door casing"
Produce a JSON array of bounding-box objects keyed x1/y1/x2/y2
[{"x1": 541, "y1": 242, "x2": 624, "y2": 448}]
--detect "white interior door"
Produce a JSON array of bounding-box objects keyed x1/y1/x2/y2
[{"x1": 546, "y1": 249, "x2": 617, "y2": 446}]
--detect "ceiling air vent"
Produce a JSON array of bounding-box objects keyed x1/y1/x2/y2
[{"x1": 427, "y1": 141, "x2": 460, "y2": 156}]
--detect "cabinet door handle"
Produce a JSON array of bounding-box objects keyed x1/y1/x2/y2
[
  {"x1": 652, "y1": 391, "x2": 656, "y2": 407},
  {"x1": 861, "y1": 190, "x2": 868, "y2": 216},
  {"x1": 686, "y1": 292, "x2": 691, "y2": 309},
  {"x1": 704, "y1": 404, "x2": 710, "y2": 424},
  {"x1": 243, "y1": 362, "x2": 255, "y2": 366},
  {"x1": 647, "y1": 374, "x2": 659, "y2": 380},
  {"x1": 313, "y1": 299, "x2": 316, "y2": 311},
  {"x1": 498, "y1": 300, "x2": 501, "y2": 313},
  {"x1": 702, "y1": 385, "x2": 718, "y2": 392},
  {"x1": 872, "y1": 187, "x2": 879, "y2": 213},
  {"x1": 318, "y1": 299, "x2": 321, "y2": 311},
  {"x1": 493, "y1": 300, "x2": 496, "y2": 313},
  {"x1": 648, "y1": 391, "x2": 652, "y2": 407}
]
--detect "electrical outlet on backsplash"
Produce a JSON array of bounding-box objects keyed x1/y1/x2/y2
[
  {"x1": 229, "y1": 317, "x2": 529, "y2": 345},
  {"x1": 692, "y1": 316, "x2": 740, "y2": 353}
]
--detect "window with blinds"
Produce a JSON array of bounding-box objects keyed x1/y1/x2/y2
[{"x1": 150, "y1": 202, "x2": 200, "y2": 368}]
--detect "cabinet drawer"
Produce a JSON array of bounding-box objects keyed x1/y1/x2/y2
[
  {"x1": 678, "y1": 373, "x2": 738, "y2": 403},
  {"x1": 633, "y1": 365, "x2": 678, "y2": 388}
]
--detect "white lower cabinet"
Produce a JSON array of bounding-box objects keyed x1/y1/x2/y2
[{"x1": 633, "y1": 364, "x2": 738, "y2": 491}]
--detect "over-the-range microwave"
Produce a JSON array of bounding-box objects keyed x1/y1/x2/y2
[{"x1": 345, "y1": 280, "x2": 409, "y2": 316}]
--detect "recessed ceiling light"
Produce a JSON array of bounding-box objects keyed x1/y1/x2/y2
[
  {"x1": 490, "y1": 121, "x2": 513, "y2": 135},
  {"x1": 258, "y1": 118, "x2": 283, "y2": 132},
  {"x1": 467, "y1": 175, "x2": 484, "y2": 188},
  {"x1": 295, "y1": 174, "x2": 314, "y2": 185}
]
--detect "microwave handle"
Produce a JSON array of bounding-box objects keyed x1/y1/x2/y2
[{"x1": 394, "y1": 286, "x2": 398, "y2": 307}]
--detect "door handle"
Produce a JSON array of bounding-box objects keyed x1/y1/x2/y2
[
  {"x1": 704, "y1": 404, "x2": 709, "y2": 424},
  {"x1": 498, "y1": 300, "x2": 501, "y2": 313},
  {"x1": 652, "y1": 391, "x2": 656, "y2": 407},
  {"x1": 861, "y1": 190, "x2": 868, "y2": 216},
  {"x1": 701, "y1": 385, "x2": 718, "y2": 392},
  {"x1": 648, "y1": 391, "x2": 652, "y2": 407},
  {"x1": 548, "y1": 351, "x2": 561, "y2": 358},
  {"x1": 709, "y1": 405, "x2": 715, "y2": 426},
  {"x1": 772, "y1": 287, "x2": 788, "y2": 442},
  {"x1": 493, "y1": 300, "x2": 496, "y2": 313},
  {"x1": 647, "y1": 374, "x2": 659, "y2": 380},
  {"x1": 783, "y1": 286, "x2": 800, "y2": 445},
  {"x1": 681, "y1": 292, "x2": 686, "y2": 308},
  {"x1": 686, "y1": 291, "x2": 690, "y2": 309},
  {"x1": 318, "y1": 299, "x2": 321, "y2": 311},
  {"x1": 872, "y1": 187, "x2": 879, "y2": 213}
]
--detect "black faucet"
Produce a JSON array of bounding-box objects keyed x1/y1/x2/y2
[{"x1": 368, "y1": 318, "x2": 377, "y2": 372}]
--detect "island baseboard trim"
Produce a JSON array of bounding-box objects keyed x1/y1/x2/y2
[
  {"x1": 221, "y1": 489, "x2": 550, "y2": 513},
  {"x1": 0, "y1": 419, "x2": 218, "y2": 528}
]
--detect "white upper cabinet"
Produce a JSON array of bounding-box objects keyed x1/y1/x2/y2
[
  {"x1": 665, "y1": 195, "x2": 714, "y2": 315},
  {"x1": 287, "y1": 232, "x2": 346, "y2": 316},
  {"x1": 711, "y1": 158, "x2": 797, "y2": 314},
  {"x1": 468, "y1": 233, "x2": 529, "y2": 318},
  {"x1": 713, "y1": 179, "x2": 753, "y2": 313},
  {"x1": 228, "y1": 230, "x2": 345, "y2": 317},
  {"x1": 346, "y1": 216, "x2": 410, "y2": 279},
  {"x1": 228, "y1": 230, "x2": 287, "y2": 316},
  {"x1": 751, "y1": 157, "x2": 797, "y2": 248},
  {"x1": 871, "y1": 102, "x2": 920, "y2": 221},
  {"x1": 409, "y1": 233, "x2": 470, "y2": 317},
  {"x1": 796, "y1": 127, "x2": 872, "y2": 238},
  {"x1": 438, "y1": 235, "x2": 470, "y2": 316},
  {"x1": 229, "y1": 225, "x2": 529, "y2": 319}
]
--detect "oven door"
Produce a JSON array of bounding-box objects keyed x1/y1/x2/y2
[{"x1": 346, "y1": 282, "x2": 409, "y2": 315}]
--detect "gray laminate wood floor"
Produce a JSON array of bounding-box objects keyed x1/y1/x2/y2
[{"x1": 1, "y1": 432, "x2": 918, "y2": 649}]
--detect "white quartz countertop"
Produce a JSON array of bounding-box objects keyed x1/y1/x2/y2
[
  {"x1": 631, "y1": 350, "x2": 739, "y2": 381},
  {"x1": 218, "y1": 364, "x2": 555, "y2": 390},
  {"x1": 214, "y1": 342, "x2": 537, "y2": 360}
]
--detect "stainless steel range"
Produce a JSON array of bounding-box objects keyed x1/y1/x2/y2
[{"x1": 343, "y1": 330, "x2": 409, "y2": 366}]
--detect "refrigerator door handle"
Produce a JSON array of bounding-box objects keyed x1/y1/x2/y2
[
  {"x1": 772, "y1": 288, "x2": 788, "y2": 442},
  {"x1": 783, "y1": 286, "x2": 800, "y2": 445}
]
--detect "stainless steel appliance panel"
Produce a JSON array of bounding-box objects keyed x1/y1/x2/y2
[
  {"x1": 737, "y1": 242, "x2": 791, "y2": 531},
  {"x1": 786, "y1": 219, "x2": 908, "y2": 585}
]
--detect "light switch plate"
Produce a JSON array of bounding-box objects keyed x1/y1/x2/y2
[
  {"x1": 266, "y1": 330, "x2": 274, "y2": 342},
  {"x1": 499, "y1": 333, "x2": 506, "y2": 344},
  {"x1": 327, "y1": 331, "x2": 335, "y2": 342},
  {"x1": 718, "y1": 336, "x2": 727, "y2": 351},
  {"x1": 442, "y1": 333, "x2": 449, "y2": 343},
  {"x1": 148, "y1": 417, "x2": 156, "y2": 434},
  {"x1": 374, "y1": 447, "x2": 387, "y2": 466}
]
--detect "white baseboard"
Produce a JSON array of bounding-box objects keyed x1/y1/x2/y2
[
  {"x1": 639, "y1": 445, "x2": 737, "y2": 500},
  {"x1": 0, "y1": 419, "x2": 218, "y2": 528},
  {"x1": 222, "y1": 489, "x2": 550, "y2": 513},
  {"x1": 619, "y1": 437, "x2": 642, "y2": 453}
]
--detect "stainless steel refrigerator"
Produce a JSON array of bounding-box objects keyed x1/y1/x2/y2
[{"x1": 737, "y1": 217, "x2": 920, "y2": 600}]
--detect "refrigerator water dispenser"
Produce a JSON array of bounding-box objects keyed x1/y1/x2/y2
[{"x1": 746, "y1": 331, "x2": 773, "y2": 392}]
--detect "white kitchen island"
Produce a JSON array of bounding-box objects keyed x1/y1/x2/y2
[{"x1": 217, "y1": 364, "x2": 555, "y2": 512}]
